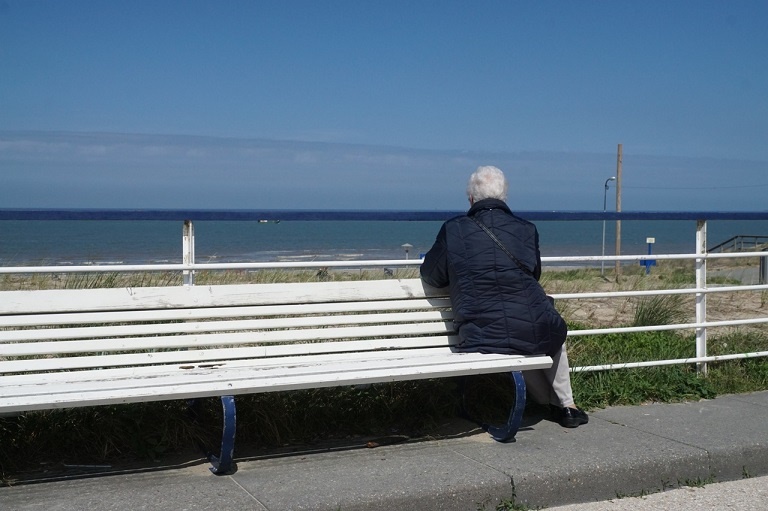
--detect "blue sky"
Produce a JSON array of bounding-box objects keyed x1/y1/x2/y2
[{"x1": 1, "y1": 0, "x2": 767, "y2": 211}]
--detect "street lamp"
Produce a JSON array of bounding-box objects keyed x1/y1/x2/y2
[
  {"x1": 401, "y1": 243, "x2": 413, "y2": 260},
  {"x1": 601, "y1": 176, "x2": 616, "y2": 277}
]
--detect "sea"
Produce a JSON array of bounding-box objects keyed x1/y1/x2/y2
[{"x1": 1, "y1": 218, "x2": 768, "y2": 267}]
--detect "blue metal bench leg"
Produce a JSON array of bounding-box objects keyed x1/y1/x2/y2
[
  {"x1": 208, "y1": 395, "x2": 237, "y2": 475},
  {"x1": 482, "y1": 371, "x2": 527, "y2": 443}
]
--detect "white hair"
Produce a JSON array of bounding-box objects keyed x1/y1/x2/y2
[{"x1": 466, "y1": 165, "x2": 508, "y2": 202}]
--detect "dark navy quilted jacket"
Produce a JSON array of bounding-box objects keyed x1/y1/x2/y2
[{"x1": 420, "y1": 199, "x2": 567, "y2": 356}]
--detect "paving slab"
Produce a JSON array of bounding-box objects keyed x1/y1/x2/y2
[
  {"x1": 731, "y1": 390, "x2": 768, "y2": 407},
  {"x1": 595, "y1": 392, "x2": 768, "y2": 480},
  {"x1": 445, "y1": 414, "x2": 712, "y2": 508},
  {"x1": 231, "y1": 439, "x2": 513, "y2": 511},
  {"x1": 0, "y1": 464, "x2": 260, "y2": 511}
]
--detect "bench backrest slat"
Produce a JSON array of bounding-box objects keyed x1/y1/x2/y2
[
  {"x1": 0, "y1": 310, "x2": 454, "y2": 343},
  {"x1": 0, "y1": 297, "x2": 453, "y2": 327},
  {"x1": 2, "y1": 321, "x2": 457, "y2": 357},
  {"x1": 0, "y1": 279, "x2": 442, "y2": 314}
]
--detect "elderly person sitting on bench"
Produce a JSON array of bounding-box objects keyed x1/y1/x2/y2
[{"x1": 420, "y1": 165, "x2": 588, "y2": 428}]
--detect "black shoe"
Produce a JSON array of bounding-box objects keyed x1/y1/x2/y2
[{"x1": 557, "y1": 407, "x2": 589, "y2": 428}]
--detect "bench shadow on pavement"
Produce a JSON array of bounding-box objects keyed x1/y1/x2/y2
[{"x1": 4, "y1": 408, "x2": 551, "y2": 487}]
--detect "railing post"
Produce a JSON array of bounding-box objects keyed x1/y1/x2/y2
[
  {"x1": 183, "y1": 220, "x2": 195, "y2": 286},
  {"x1": 695, "y1": 219, "x2": 707, "y2": 375}
]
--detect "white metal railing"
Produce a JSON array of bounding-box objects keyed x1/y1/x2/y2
[{"x1": 1, "y1": 217, "x2": 767, "y2": 375}]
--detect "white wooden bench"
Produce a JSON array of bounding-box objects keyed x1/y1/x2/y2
[{"x1": 0, "y1": 278, "x2": 552, "y2": 474}]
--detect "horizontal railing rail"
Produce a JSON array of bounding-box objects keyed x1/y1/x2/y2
[
  {"x1": 2, "y1": 210, "x2": 767, "y2": 376},
  {"x1": 0, "y1": 250, "x2": 765, "y2": 274},
  {"x1": 2, "y1": 208, "x2": 768, "y2": 222}
]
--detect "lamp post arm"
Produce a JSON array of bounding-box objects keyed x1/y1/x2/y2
[{"x1": 603, "y1": 176, "x2": 616, "y2": 210}]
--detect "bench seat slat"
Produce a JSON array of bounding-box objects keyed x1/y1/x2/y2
[
  {"x1": 8, "y1": 347, "x2": 545, "y2": 387},
  {"x1": 0, "y1": 336, "x2": 460, "y2": 373},
  {"x1": 0, "y1": 351, "x2": 553, "y2": 413}
]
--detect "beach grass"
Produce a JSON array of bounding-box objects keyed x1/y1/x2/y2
[{"x1": 1, "y1": 261, "x2": 766, "y2": 481}]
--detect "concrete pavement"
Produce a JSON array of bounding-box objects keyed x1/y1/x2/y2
[{"x1": 1, "y1": 391, "x2": 767, "y2": 510}]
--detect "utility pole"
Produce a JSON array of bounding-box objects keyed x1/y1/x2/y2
[{"x1": 614, "y1": 144, "x2": 623, "y2": 281}]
